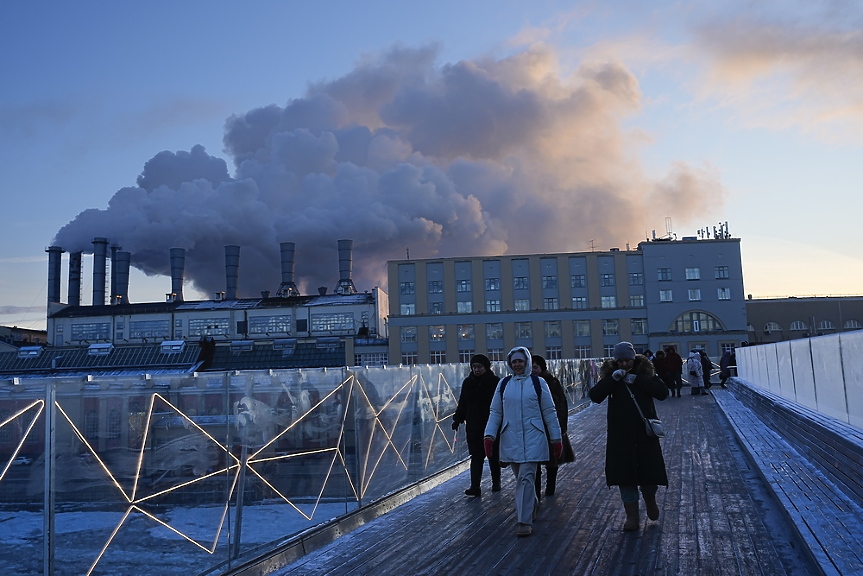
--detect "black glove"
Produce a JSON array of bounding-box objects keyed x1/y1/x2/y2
[{"x1": 451, "y1": 421, "x2": 460, "y2": 430}]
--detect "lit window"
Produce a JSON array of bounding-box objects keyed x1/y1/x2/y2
[
  {"x1": 717, "y1": 288, "x2": 731, "y2": 300},
  {"x1": 572, "y1": 296, "x2": 587, "y2": 309},
  {"x1": 789, "y1": 321, "x2": 807, "y2": 331},
  {"x1": 543, "y1": 297, "x2": 559, "y2": 310},
  {"x1": 515, "y1": 322, "x2": 532, "y2": 338},
  {"x1": 631, "y1": 318, "x2": 647, "y2": 335},
  {"x1": 456, "y1": 279, "x2": 472, "y2": 292},
  {"x1": 685, "y1": 267, "x2": 700, "y2": 280},
  {"x1": 600, "y1": 274, "x2": 615, "y2": 287},
  {"x1": 570, "y1": 274, "x2": 586, "y2": 288},
  {"x1": 485, "y1": 278, "x2": 501, "y2": 291},
  {"x1": 486, "y1": 323, "x2": 503, "y2": 340},
  {"x1": 486, "y1": 300, "x2": 501, "y2": 312},
  {"x1": 400, "y1": 327, "x2": 417, "y2": 343},
  {"x1": 630, "y1": 294, "x2": 644, "y2": 307},
  {"x1": 573, "y1": 320, "x2": 590, "y2": 336},
  {"x1": 458, "y1": 324, "x2": 475, "y2": 340},
  {"x1": 542, "y1": 276, "x2": 557, "y2": 289},
  {"x1": 429, "y1": 302, "x2": 443, "y2": 315},
  {"x1": 400, "y1": 303, "x2": 416, "y2": 315},
  {"x1": 429, "y1": 325, "x2": 446, "y2": 341},
  {"x1": 544, "y1": 321, "x2": 561, "y2": 338},
  {"x1": 401, "y1": 352, "x2": 418, "y2": 365},
  {"x1": 574, "y1": 345, "x2": 591, "y2": 359},
  {"x1": 601, "y1": 296, "x2": 616, "y2": 308},
  {"x1": 515, "y1": 299, "x2": 530, "y2": 311},
  {"x1": 659, "y1": 290, "x2": 672, "y2": 302},
  {"x1": 603, "y1": 320, "x2": 619, "y2": 335},
  {"x1": 658, "y1": 268, "x2": 672, "y2": 281},
  {"x1": 457, "y1": 301, "x2": 472, "y2": 313},
  {"x1": 715, "y1": 266, "x2": 729, "y2": 279},
  {"x1": 688, "y1": 289, "x2": 701, "y2": 302},
  {"x1": 400, "y1": 282, "x2": 415, "y2": 295},
  {"x1": 628, "y1": 273, "x2": 643, "y2": 286},
  {"x1": 428, "y1": 281, "x2": 443, "y2": 293},
  {"x1": 513, "y1": 277, "x2": 529, "y2": 290}
]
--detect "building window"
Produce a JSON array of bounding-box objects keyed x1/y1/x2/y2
[
  {"x1": 429, "y1": 302, "x2": 444, "y2": 315},
  {"x1": 717, "y1": 288, "x2": 731, "y2": 300},
  {"x1": 573, "y1": 320, "x2": 590, "y2": 336},
  {"x1": 546, "y1": 346, "x2": 562, "y2": 360},
  {"x1": 570, "y1": 274, "x2": 586, "y2": 288},
  {"x1": 401, "y1": 326, "x2": 417, "y2": 343},
  {"x1": 658, "y1": 268, "x2": 672, "y2": 281},
  {"x1": 400, "y1": 303, "x2": 416, "y2": 316},
  {"x1": 430, "y1": 350, "x2": 447, "y2": 364},
  {"x1": 630, "y1": 294, "x2": 645, "y2": 307},
  {"x1": 70, "y1": 322, "x2": 111, "y2": 341},
  {"x1": 542, "y1": 276, "x2": 557, "y2": 289},
  {"x1": 399, "y1": 281, "x2": 415, "y2": 295},
  {"x1": 356, "y1": 353, "x2": 388, "y2": 367},
  {"x1": 764, "y1": 322, "x2": 782, "y2": 332},
  {"x1": 688, "y1": 289, "x2": 701, "y2": 302},
  {"x1": 485, "y1": 278, "x2": 501, "y2": 291},
  {"x1": 401, "y1": 352, "x2": 418, "y2": 365},
  {"x1": 458, "y1": 324, "x2": 475, "y2": 340},
  {"x1": 572, "y1": 297, "x2": 587, "y2": 309},
  {"x1": 486, "y1": 323, "x2": 503, "y2": 340},
  {"x1": 249, "y1": 315, "x2": 291, "y2": 335},
  {"x1": 818, "y1": 320, "x2": 835, "y2": 330},
  {"x1": 543, "y1": 297, "x2": 559, "y2": 310},
  {"x1": 488, "y1": 349, "x2": 505, "y2": 361},
  {"x1": 544, "y1": 321, "x2": 561, "y2": 338},
  {"x1": 715, "y1": 266, "x2": 729, "y2": 279},
  {"x1": 515, "y1": 299, "x2": 530, "y2": 311},
  {"x1": 311, "y1": 313, "x2": 354, "y2": 332},
  {"x1": 429, "y1": 325, "x2": 446, "y2": 341},
  {"x1": 844, "y1": 319, "x2": 862, "y2": 329},
  {"x1": 574, "y1": 345, "x2": 591, "y2": 359},
  {"x1": 189, "y1": 318, "x2": 230, "y2": 337},
  {"x1": 601, "y1": 296, "x2": 616, "y2": 308},
  {"x1": 456, "y1": 279, "x2": 472, "y2": 293},
  {"x1": 108, "y1": 409, "x2": 121, "y2": 439},
  {"x1": 603, "y1": 320, "x2": 619, "y2": 336},
  {"x1": 628, "y1": 273, "x2": 643, "y2": 286},
  {"x1": 603, "y1": 344, "x2": 616, "y2": 357},
  {"x1": 129, "y1": 320, "x2": 171, "y2": 339},
  {"x1": 685, "y1": 267, "x2": 700, "y2": 280},
  {"x1": 789, "y1": 321, "x2": 807, "y2": 331},
  {"x1": 515, "y1": 322, "x2": 533, "y2": 338},
  {"x1": 458, "y1": 350, "x2": 474, "y2": 363},
  {"x1": 513, "y1": 276, "x2": 529, "y2": 290},
  {"x1": 457, "y1": 301, "x2": 472, "y2": 313},
  {"x1": 631, "y1": 318, "x2": 647, "y2": 335},
  {"x1": 671, "y1": 311, "x2": 724, "y2": 333},
  {"x1": 486, "y1": 300, "x2": 501, "y2": 312},
  {"x1": 600, "y1": 274, "x2": 615, "y2": 287},
  {"x1": 721, "y1": 343, "x2": 736, "y2": 353},
  {"x1": 659, "y1": 290, "x2": 673, "y2": 302},
  {"x1": 85, "y1": 410, "x2": 99, "y2": 443},
  {"x1": 428, "y1": 280, "x2": 443, "y2": 293}
]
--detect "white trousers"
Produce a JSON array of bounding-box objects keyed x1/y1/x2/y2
[{"x1": 510, "y1": 462, "x2": 538, "y2": 525}]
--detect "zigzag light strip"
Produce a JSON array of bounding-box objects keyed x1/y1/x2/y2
[
  {"x1": 85, "y1": 507, "x2": 134, "y2": 576},
  {"x1": 131, "y1": 393, "x2": 158, "y2": 502},
  {"x1": 0, "y1": 400, "x2": 43, "y2": 482}
]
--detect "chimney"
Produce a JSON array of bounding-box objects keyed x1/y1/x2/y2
[
  {"x1": 225, "y1": 245, "x2": 240, "y2": 300},
  {"x1": 276, "y1": 241, "x2": 300, "y2": 297},
  {"x1": 335, "y1": 239, "x2": 357, "y2": 295},
  {"x1": 68, "y1": 251, "x2": 82, "y2": 306},
  {"x1": 110, "y1": 245, "x2": 119, "y2": 305},
  {"x1": 46, "y1": 245, "x2": 64, "y2": 308},
  {"x1": 92, "y1": 237, "x2": 108, "y2": 306},
  {"x1": 114, "y1": 251, "x2": 131, "y2": 304},
  {"x1": 169, "y1": 248, "x2": 185, "y2": 302}
]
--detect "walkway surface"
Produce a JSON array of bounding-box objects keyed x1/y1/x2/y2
[{"x1": 261, "y1": 387, "x2": 834, "y2": 576}]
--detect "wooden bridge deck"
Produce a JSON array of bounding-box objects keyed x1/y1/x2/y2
[{"x1": 259, "y1": 389, "x2": 834, "y2": 576}]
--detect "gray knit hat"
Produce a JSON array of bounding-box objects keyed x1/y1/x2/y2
[{"x1": 613, "y1": 341, "x2": 636, "y2": 360}]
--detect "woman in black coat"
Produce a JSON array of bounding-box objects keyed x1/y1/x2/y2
[
  {"x1": 532, "y1": 354, "x2": 571, "y2": 498},
  {"x1": 452, "y1": 354, "x2": 501, "y2": 496},
  {"x1": 589, "y1": 342, "x2": 668, "y2": 531}
]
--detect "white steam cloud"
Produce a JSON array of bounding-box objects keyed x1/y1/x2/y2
[{"x1": 54, "y1": 45, "x2": 721, "y2": 298}]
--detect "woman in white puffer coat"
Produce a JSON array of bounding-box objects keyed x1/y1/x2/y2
[{"x1": 484, "y1": 346, "x2": 562, "y2": 537}]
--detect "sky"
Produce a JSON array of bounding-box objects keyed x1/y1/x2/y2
[{"x1": 2, "y1": 0, "x2": 862, "y2": 331}]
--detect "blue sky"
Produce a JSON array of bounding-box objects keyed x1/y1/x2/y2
[{"x1": 2, "y1": 0, "x2": 862, "y2": 330}]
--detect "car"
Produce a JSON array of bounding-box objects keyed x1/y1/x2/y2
[{"x1": 11, "y1": 456, "x2": 32, "y2": 466}]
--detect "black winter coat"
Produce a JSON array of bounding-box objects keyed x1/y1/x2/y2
[
  {"x1": 540, "y1": 370, "x2": 568, "y2": 434},
  {"x1": 589, "y1": 355, "x2": 669, "y2": 487},
  {"x1": 453, "y1": 368, "x2": 499, "y2": 457}
]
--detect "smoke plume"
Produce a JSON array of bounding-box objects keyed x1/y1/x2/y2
[{"x1": 54, "y1": 45, "x2": 721, "y2": 298}]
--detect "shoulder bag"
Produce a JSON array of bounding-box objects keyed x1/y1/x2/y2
[{"x1": 625, "y1": 384, "x2": 665, "y2": 438}]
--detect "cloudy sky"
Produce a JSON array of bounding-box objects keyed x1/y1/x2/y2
[{"x1": 2, "y1": 0, "x2": 862, "y2": 330}]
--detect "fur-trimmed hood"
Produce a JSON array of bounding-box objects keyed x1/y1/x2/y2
[{"x1": 599, "y1": 354, "x2": 656, "y2": 380}]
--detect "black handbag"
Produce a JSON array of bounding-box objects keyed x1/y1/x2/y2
[{"x1": 625, "y1": 384, "x2": 665, "y2": 438}]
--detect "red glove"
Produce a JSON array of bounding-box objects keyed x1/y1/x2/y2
[
  {"x1": 484, "y1": 437, "x2": 494, "y2": 459},
  {"x1": 552, "y1": 441, "x2": 563, "y2": 460}
]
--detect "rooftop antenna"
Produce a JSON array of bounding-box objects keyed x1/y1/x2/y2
[
  {"x1": 406, "y1": 247, "x2": 410, "y2": 260},
  {"x1": 589, "y1": 239, "x2": 596, "y2": 252},
  {"x1": 665, "y1": 216, "x2": 673, "y2": 239}
]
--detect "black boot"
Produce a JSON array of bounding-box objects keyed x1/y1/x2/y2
[
  {"x1": 545, "y1": 466, "x2": 558, "y2": 496},
  {"x1": 466, "y1": 455, "x2": 483, "y2": 496},
  {"x1": 489, "y1": 455, "x2": 501, "y2": 491}
]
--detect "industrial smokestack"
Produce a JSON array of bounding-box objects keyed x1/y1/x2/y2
[
  {"x1": 115, "y1": 251, "x2": 131, "y2": 304},
  {"x1": 335, "y1": 239, "x2": 357, "y2": 295},
  {"x1": 46, "y1": 245, "x2": 64, "y2": 308},
  {"x1": 169, "y1": 248, "x2": 186, "y2": 302},
  {"x1": 92, "y1": 237, "x2": 108, "y2": 306},
  {"x1": 276, "y1": 241, "x2": 300, "y2": 297},
  {"x1": 110, "y1": 245, "x2": 119, "y2": 305},
  {"x1": 225, "y1": 245, "x2": 240, "y2": 300},
  {"x1": 68, "y1": 251, "x2": 82, "y2": 307}
]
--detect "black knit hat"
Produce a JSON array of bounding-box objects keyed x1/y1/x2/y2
[
  {"x1": 469, "y1": 354, "x2": 491, "y2": 369},
  {"x1": 532, "y1": 354, "x2": 547, "y2": 371}
]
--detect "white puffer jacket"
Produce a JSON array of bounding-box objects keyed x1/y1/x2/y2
[
  {"x1": 484, "y1": 346, "x2": 562, "y2": 463},
  {"x1": 686, "y1": 351, "x2": 703, "y2": 385}
]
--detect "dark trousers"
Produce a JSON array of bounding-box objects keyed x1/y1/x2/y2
[
  {"x1": 535, "y1": 463, "x2": 558, "y2": 498},
  {"x1": 470, "y1": 452, "x2": 501, "y2": 490}
]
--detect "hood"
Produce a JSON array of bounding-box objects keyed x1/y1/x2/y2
[{"x1": 506, "y1": 346, "x2": 532, "y2": 375}]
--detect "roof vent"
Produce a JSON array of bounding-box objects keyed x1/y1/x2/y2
[
  {"x1": 230, "y1": 340, "x2": 254, "y2": 353},
  {"x1": 17, "y1": 346, "x2": 43, "y2": 359},
  {"x1": 316, "y1": 336, "x2": 340, "y2": 349},
  {"x1": 87, "y1": 343, "x2": 114, "y2": 356},
  {"x1": 273, "y1": 338, "x2": 296, "y2": 354},
  {"x1": 160, "y1": 340, "x2": 186, "y2": 355}
]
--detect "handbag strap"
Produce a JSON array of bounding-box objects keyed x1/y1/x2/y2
[{"x1": 624, "y1": 384, "x2": 649, "y2": 422}]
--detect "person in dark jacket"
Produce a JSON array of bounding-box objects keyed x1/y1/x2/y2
[
  {"x1": 532, "y1": 355, "x2": 570, "y2": 498},
  {"x1": 698, "y1": 350, "x2": 713, "y2": 393},
  {"x1": 452, "y1": 354, "x2": 501, "y2": 496},
  {"x1": 719, "y1": 350, "x2": 732, "y2": 388},
  {"x1": 589, "y1": 342, "x2": 669, "y2": 531},
  {"x1": 664, "y1": 346, "x2": 684, "y2": 397}
]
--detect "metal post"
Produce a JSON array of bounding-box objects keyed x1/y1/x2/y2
[
  {"x1": 231, "y1": 442, "x2": 248, "y2": 560},
  {"x1": 43, "y1": 383, "x2": 55, "y2": 576}
]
